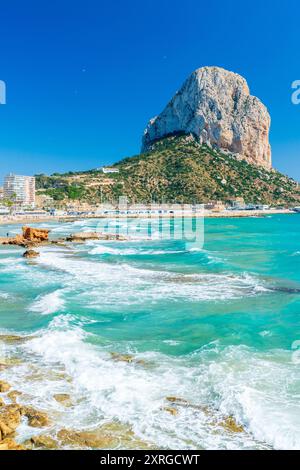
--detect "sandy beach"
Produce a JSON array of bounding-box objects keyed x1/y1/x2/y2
[{"x1": 0, "y1": 209, "x2": 293, "y2": 226}]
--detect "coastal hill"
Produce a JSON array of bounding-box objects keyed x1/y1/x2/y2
[
  {"x1": 35, "y1": 67, "x2": 299, "y2": 207},
  {"x1": 142, "y1": 66, "x2": 271, "y2": 169},
  {"x1": 35, "y1": 134, "x2": 300, "y2": 206}
]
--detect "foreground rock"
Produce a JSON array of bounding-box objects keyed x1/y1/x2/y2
[
  {"x1": 21, "y1": 406, "x2": 50, "y2": 427},
  {"x1": 26, "y1": 434, "x2": 57, "y2": 449},
  {"x1": 142, "y1": 66, "x2": 271, "y2": 169},
  {"x1": 0, "y1": 438, "x2": 25, "y2": 450},
  {"x1": 0, "y1": 400, "x2": 50, "y2": 440},
  {"x1": 0, "y1": 381, "x2": 11, "y2": 393},
  {"x1": 57, "y1": 422, "x2": 153, "y2": 449},
  {"x1": 0, "y1": 404, "x2": 21, "y2": 439}
]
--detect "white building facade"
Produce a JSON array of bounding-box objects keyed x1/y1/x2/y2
[{"x1": 3, "y1": 174, "x2": 35, "y2": 207}]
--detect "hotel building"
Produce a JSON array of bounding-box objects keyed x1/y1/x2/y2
[{"x1": 3, "y1": 173, "x2": 35, "y2": 207}]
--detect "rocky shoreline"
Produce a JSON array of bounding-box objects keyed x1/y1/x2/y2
[
  {"x1": 0, "y1": 335, "x2": 155, "y2": 451},
  {"x1": 0, "y1": 334, "x2": 252, "y2": 451},
  {"x1": 0, "y1": 226, "x2": 129, "y2": 259}
]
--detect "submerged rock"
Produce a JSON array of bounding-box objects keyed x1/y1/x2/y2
[
  {"x1": 163, "y1": 406, "x2": 178, "y2": 416},
  {"x1": 23, "y1": 249, "x2": 40, "y2": 259},
  {"x1": 110, "y1": 352, "x2": 146, "y2": 365},
  {"x1": 66, "y1": 232, "x2": 128, "y2": 242},
  {"x1": 0, "y1": 335, "x2": 29, "y2": 344},
  {"x1": 66, "y1": 232, "x2": 101, "y2": 242},
  {"x1": 218, "y1": 416, "x2": 244, "y2": 433},
  {"x1": 110, "y1": 352, "x2": 134, "y2": 363},
  {"x1": 53, "y1": 393, "x2": 73, "y2": 407},
  {"x1": 165, "y1": 396, "x2": 189, "y2": 406}
]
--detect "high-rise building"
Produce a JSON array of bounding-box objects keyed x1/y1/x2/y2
[{"x1": 3, "y1": 174, "x2": 35, "y2": 207}]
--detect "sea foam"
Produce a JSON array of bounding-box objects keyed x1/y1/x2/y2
[{"x1": 16, "y1": 316, "x2": 299, "y2": 450}]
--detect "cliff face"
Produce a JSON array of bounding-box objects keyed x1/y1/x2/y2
[{"x1": 142, "y1": 66, "x2": 271, "y2": 169}]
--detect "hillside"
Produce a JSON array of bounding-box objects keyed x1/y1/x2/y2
[{"x1": 35, "y1": 134, "x2": 300, "y2": 206}]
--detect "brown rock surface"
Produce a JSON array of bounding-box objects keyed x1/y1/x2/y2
[
  {"x1": 163, "y1": 407, "x2": 178, "y2": 416},
  {"x1": 23, "y1": 249, "x2": 40, "y2": 259},
  {"x1": 21, "y1": 406, "x2": 50, "y2": 427},
  {"x1": 53, "y1": 393, "x2": 72, "y2": 407},
  {"x1": 7, "y1": 391, "x2": 22, "y2": 403},
  {"x1": 57, "y1": 428, "x2": 116, "y2": 448},
  {"x1": 218, "y1": 416, "x2": 244, "y2": 433},
  {"x1": 0, "y1": 437, "x2": 25, "y2": 450},
  {"x1": 110, "y1": 352, "x2": 134, "y2": 363},
  {"x1": 0, "y1": 226, "x2": 50, "y2": 247},
  {"x1": 0, "y1": 381, "x2": 11, "y2": 393},
  {"x1": 0, "y1": 334, "x2": 29, "y2": 344},
  {"x1": 57, "y1": 422, "x2": 153, "y2": 449},
  {"x1": 66, "y1": 232, "x2": 100, "y2": 242},
  {"x1": 29, "y1": 434, "x2": 58, "y2": 449},
  {"x1": 22, "y1": 226, "x2": 50, "y2": 242},
  {"x1": 110, "y1": 352, "x2": 146, "y2": 365},
  {"x1": 0, "y1": 404, "x2": 21, "y2": 439},
  {"x1": 66, "y1": 232, "x2": 127, "y2": 242}
]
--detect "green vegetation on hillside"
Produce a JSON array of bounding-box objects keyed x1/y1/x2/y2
[{"x1": 35, "y1": 135, "x2": 300, "y2": 206}]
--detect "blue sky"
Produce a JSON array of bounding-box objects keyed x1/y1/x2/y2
[{"x1": 0, "y1": 0, "x2": 299, "y2": 182}]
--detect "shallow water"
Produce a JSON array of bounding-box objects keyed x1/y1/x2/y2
[{"x1": 1, "y1": 214, "x2": 300, "y2": 449}]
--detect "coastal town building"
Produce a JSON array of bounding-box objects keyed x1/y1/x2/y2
[
  {"x1": 0, "y1": 206, "x2": 9, "y2": 215},
  {"x1": 3, "y1": 173, "x2": 36, "y2": 207},
  {"x1": 101, "y1": 167, "x2": 119, "y2": 174}
]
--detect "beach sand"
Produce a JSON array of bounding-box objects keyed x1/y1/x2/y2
[{"x1": 0, "y1": 209, "x2": 292, "y2": 226}]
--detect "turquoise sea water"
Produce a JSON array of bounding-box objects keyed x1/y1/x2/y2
[{"x1": 1, "y1": 214, "x2": 300, "y2": 449}]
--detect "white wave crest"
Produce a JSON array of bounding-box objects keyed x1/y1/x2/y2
[{"x1": 29, "y1": 289, "x2": 66, "y2": 315}]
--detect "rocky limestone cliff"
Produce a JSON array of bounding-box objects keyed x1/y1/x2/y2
[{"x1": 142, "y1": 66, "x2": 271, "y2": 169}]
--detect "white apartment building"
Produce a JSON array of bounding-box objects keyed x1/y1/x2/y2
[
  {"x1": 101, "y1": 167, "x2": 119, "y2": 174},
  {"x1": 3, "y1": 174, "x2": 35, "y2": 207}
]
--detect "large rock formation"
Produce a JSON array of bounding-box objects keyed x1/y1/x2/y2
[
  {"x1": 22, "y1": 226, "x2": 49, "y2": 242},
  {"x1": 142, "y1": 66, "x2": 271, "y2": 168}
]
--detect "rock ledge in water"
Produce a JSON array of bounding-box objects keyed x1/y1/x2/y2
[{"x1": 23, "y1": 249, "x2": 40, "y2": 259}]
